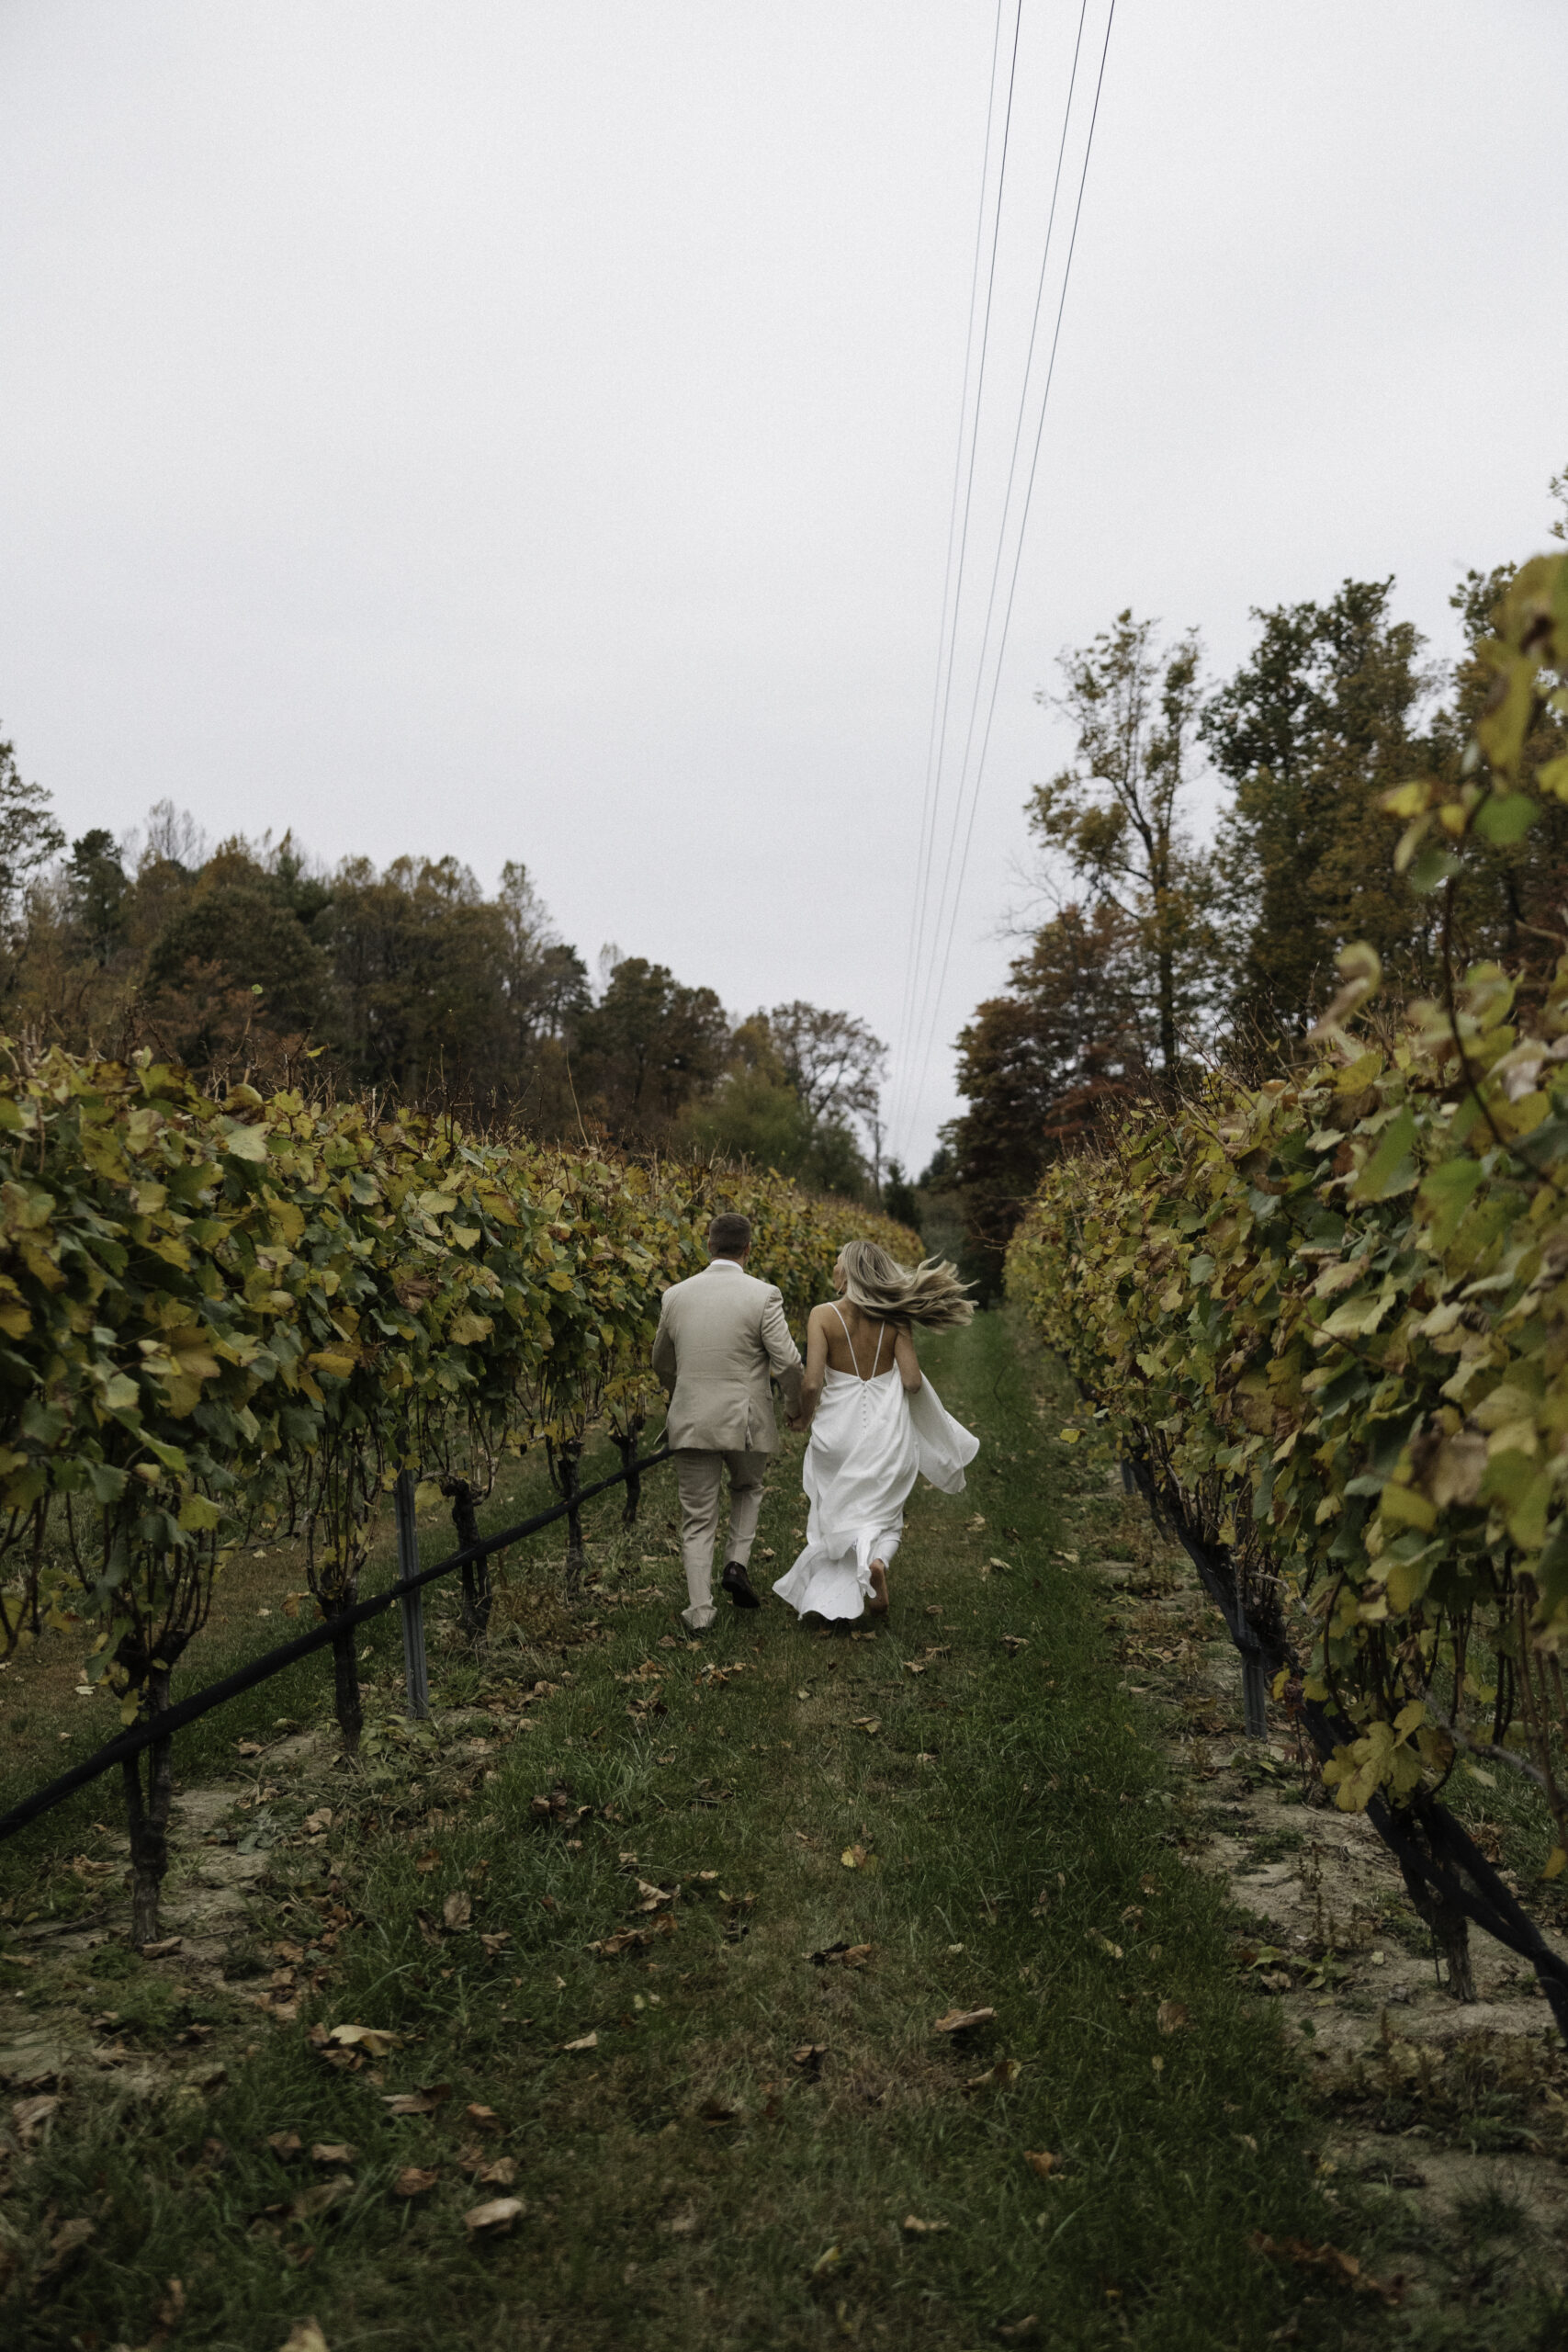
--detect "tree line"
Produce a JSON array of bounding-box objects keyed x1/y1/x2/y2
[
  {"x1": 929, "y1": 464, "x2": 1568, "y2": 1290},
  {"x1": 0, "y1": 770, "x2": 888, "y2": 1196}
]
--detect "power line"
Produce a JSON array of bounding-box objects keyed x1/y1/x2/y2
[
  {"x1": 891, "y1": 0, "x2": 1023, "y2": 1149},
  {"x1": 898, "y1": 0, "x2": 1118, "y2": 1159},
  {"x1": 899, "y1": 0, "x2": 1091, "y2": 1136},
  {"x1": 892, "y1": 0, "x2": 1009, "y2": 1091}
]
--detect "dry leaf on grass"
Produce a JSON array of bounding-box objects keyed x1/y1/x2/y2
[
  {"x1": 140, "y1": 1935, "x2": 183, "y2": 1959},
  {"x1": 1251, "y1": 2234, "x2": 1404, "y2": 2306},
  {"x1": 37, "y1": 2218, "x2": 94, "y2": 2279},
  {"x1": 997, "y1": 2317, "x2": 1040, "y2": 2344},
  {"x1": 850, "y1": 1716, "x2": 882, "y2": 1736},
  {"x1": 791, "y1": 2043, "x2": 828, "y2": 2071},
  {"x1": 471, "y1": 2155, "x2": 517, "y2": 2187},
  {"x1": 902, "y1": 2214, "x2": 949, "y2": 2234},
  {"x1": 559, "y1": 2032, "x2": 598, "y2": 2053},
  {"x1": 277, "y1": 2323, "x2": 329, "y2": 2352},
  {"x1": 13, "y1": 2094, "x2": 61, "y2": 2148},
  {"x1": 465, "y1": 2195, "x2": 525, "y2": 2234},
  {"x1": 698, "y1": 2097, "x2": 739, "y2": 2126},
  {"x1": 414, "y1": 1849, "x2": 440, "y2": 1873},
  {"x1": 443, "y1": 1892, "x2": 472, "y2": 1931},
  {"x1": 392, "y1": 2166, "x2": 440, "y2": 2198},
  {"x1": 964, "y1": 2058, "x2": 1022, "y2": 2090},
  {"x1": 381, "y1": 2083, "x2": 451, "y2": 2116},
  {"x1": 465, "y1": 2102, "x2": 503, "y2": 2132},
  {"x1": 807, "y1": 1941, "x2": 874, "y2": 1968},
  {"x1": 289, "y1": 2177, "x2": 355, "y2": 2221},
  {"x1": 590, "y1": 1917, "x2": 677, "y2": 1959},
  {"x1": 478, "y1": 1931, "x2": 511, "y2": 1955},
  {"x1": 1023, "y1": 2150, "x2": 1063, "y2": 2178},
  {"x1": 1156, "y1": 1999, "x2": 1190, "y2": 2034},
  {"x1": 326, "y1": 2024, "x2": 400, "y2": 2057},
  {"x1": 809, "y1": 2245, "x2": 842, "y2": 2278},
  {"x1": 310, "y1": 2142, "x2": 356, "y2": 2165},
  {"x1": 933, "y1": 2007, "x2": 995, "y2": 2034},
  {"x1": 633, "y1": 1880, "x2": 676, "y2": 1912},
  {"x1": 267, "y1": 2130, "x2": 303, "y2": 2157},
  {"x1": 840, "y1": 1844, "x2": 869, "y2": 1870}
]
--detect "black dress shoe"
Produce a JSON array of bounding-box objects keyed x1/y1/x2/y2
[{"x1": 721, "y1": 1560, "x2": 761, "y2": 1609}]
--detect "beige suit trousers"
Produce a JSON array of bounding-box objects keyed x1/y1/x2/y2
[{"x1": 673, "y1": 1447, "x2": 770, "y2": 1631}]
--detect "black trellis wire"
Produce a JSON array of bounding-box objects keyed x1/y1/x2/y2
[{"x1": 0, "y1": 1442, "x2": 672, "y2": 1848}]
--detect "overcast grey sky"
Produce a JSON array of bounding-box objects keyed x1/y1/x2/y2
[{"x1": 3, "y1": 2, "x2": 1564, "y2": 1168}]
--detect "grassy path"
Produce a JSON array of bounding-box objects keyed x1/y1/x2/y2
[{"x1": 4, "y1": 1314, "x2": 1374, "y2": 2350}]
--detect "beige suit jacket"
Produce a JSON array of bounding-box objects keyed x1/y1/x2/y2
[{"x1": 652, "y1": 1261, "x2": 803, "y2": 1454}]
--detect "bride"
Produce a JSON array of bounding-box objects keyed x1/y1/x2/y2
[{"x1": 771, "y1": 1239, "x2": 978, "y2": 1623}]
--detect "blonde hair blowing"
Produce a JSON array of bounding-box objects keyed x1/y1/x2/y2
[{"x1": 835, "y1": 1238, "x2": 976, "y2": 1332}]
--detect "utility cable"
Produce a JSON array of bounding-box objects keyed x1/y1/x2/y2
[
  {"x1": 900, "y1": 0, "x2": 1091, "y2": 1125},
  {"x1": 901, "y1": 0, "x2": 1118, "y2": 1149},
  {"x1": 893, "y1": 0, "x2": 1009, "y2": 1086},
  {"x1": 891, "y1": 0, "x2": 1024, "y2": 1150}
]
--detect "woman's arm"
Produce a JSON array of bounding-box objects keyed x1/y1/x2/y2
[
  {"x1": 790, "y1": 1305, "x2": 830, "y2": 1430},
  {"x1": 894, "y1": 1326, "x2": 923, "y2": 1392}
]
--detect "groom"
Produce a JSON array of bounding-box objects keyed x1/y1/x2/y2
[{"x1": 651, "y1": 1212, "x2": 803, "y2": 1633}]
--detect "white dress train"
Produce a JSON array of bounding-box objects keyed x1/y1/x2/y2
[{"x1": 771, "y1": 1313, "x2": 979, "y2": 1623}]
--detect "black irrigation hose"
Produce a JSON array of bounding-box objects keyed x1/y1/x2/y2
[{"x1": 0, "y1": 1443, "x2": 672, "y2": 1846}]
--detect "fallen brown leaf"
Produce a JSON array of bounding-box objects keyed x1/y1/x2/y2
[
  {"x1": 1023, "y1": 2150, "x2": 1063, "y2": 2177},
  {"x1": 327, "y1": 2023, "x2": 400, "y2": 2057},
  {"x1": 473, "y1": 2155, "x2": 517, "y2": 2188},
  {"x1": 13, "y1": 2093, "x2": 61, "y2": 2148},
  {"x1": 391, "y1": 2165, "x2": 440, "y2": 2198},
  {"x1": 38, "y1": 2217, "x2": 95, "y2": 2279},
  {"x1": 466, "y1": 2102, "x2": 503, "y2": 2132},
  {"x1": 276, "y1": 2324, "x2": 329, "y2": 2352},
  {"x1": 414, "y1": 1849, "x2": 440, "y2": 1873},
  {"x1": 807, "y1": 1940, "x2": 874, "y2": 1967},
  {"x1": 933, "y1": 2007, "x2": 995, "y2": 2033},
  {"x1": 850, "y1": 1716, "x2": 882, "y2": 1736},
  {"x1": 1251, "y1": 2234, "x2": 1404, "y2": 2305},
  {"x1": 290, "y1": 2176, "x2": 355, "y2": 2221},
  {"x1": 559, "y1": 2032, "x2": 598, "y2": 2053},
  {"x1": 1156, "y1": 2000, "x2": 1190, "y2": 2035},
  {"x1": 310, "y1": 2142, "x2": 356, "y2": 2165},
  {"x1": 791, "y1": 2042, "x2": 828, "y2": 2071},
  {"x1": 140, "y1": 1936, "x2": 183, "y2": 1959},
  {"x1": 840, "y1": 1844, "x2": 869, "y2": 1870},
  {"x1": 465, "y1": 2195, "x2": 525, "y2": 2233},
  {"x1": 902, "y1": 2213, "x2": 950, "y2": 2234},
  {"x1": 443, "y1": 1891, "x2": 472, "y2": 1931},
  {"x1": 478, "y1": 1931, "x2": 511, "y2": 1955},
  {"x1": 381, "y1": 2083, "x2": 451, "y2": 2116},
  {"x1": 965, "y1": 2057, "x2": 1022, "y2": 2090}
]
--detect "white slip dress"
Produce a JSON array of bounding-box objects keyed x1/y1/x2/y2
[{"x1": 771, "y1": 1307, "x2": 979, "y2": 1623}]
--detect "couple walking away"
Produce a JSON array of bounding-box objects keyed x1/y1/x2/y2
[{"x1": 651, "y1": 1212, "x2": 979, "y2": 1634}]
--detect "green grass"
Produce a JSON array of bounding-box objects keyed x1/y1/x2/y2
[{"x1": 3, "y1": 1315, "x2": 1396, "y2": 2348}]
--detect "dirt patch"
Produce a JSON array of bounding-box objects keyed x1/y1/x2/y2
[{"x1": 1081, "y1": 1477, "x2": 1568, "y2": 2316}]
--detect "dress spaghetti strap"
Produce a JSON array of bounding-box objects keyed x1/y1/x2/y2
[
  {"x1": 831, "y1": 1304, "x2": 887, "y2": 1382},
  {"x1": 831, "y1": 1303, "x2": 863, "y2": 1378}
]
